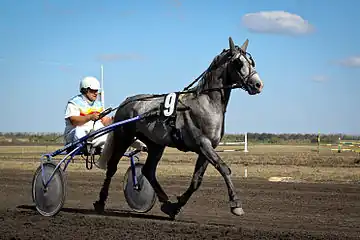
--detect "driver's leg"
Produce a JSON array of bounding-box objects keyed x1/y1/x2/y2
[
  {"x1": 65, "y1": 125, "x2": 88, "y2": 144},
  {"x1": 91, "y1": 121, "x2": 108, "y2": 150}
]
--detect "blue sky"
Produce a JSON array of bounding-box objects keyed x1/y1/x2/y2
[{"x1": 1, "y1": 0, "x2": 359, "y2": 134}]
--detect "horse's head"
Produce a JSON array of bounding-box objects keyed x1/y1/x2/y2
[{"x1": 227, "y1": 37, "x2": 263, "y2": 95}]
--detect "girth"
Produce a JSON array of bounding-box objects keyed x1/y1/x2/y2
[{"x1": 166, "y1": 114, "x2": 189, "y2": 152}]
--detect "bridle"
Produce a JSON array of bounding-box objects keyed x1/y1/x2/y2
[
  {"x1": 183, "y1": 48, "x2": 257, "y2": 94},
  {"x1": 226, "y1": 50, "x2": 257, "y2": 92}
]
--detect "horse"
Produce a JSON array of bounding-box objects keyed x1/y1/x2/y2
[{"x1": 94, "y1": 37, "x2": 264, "y2": 219}]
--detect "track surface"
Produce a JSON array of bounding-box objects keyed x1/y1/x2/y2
[{"x1": 1, "y1": 168, "x2": 359, "y2": 239}]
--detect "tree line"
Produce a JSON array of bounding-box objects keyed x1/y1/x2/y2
[
  {"x1": 221, "y1": 133, "x2": 360, "y2": 144},
  {"x1": 0, "y1": 132, "x2": 359, "y2": 145}
]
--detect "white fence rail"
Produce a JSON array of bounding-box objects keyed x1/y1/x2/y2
[{"x1": 219, "y1": 132, "x2": 248, "y2": 152}]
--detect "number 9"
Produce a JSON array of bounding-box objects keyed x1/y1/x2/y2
[{"x1": 163, "y1": 92, "x2": 177, "y2": 117}]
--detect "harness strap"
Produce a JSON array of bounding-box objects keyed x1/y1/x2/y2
[{"x1": 182, "y1": 69, "x2": 208, "y2": 91}]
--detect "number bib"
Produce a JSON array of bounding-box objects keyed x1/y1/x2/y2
[{"x1": 162, "y1": 92, "x2": 178, "y2": 117}]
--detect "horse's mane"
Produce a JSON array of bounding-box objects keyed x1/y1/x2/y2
[{"x1": 187, "y1": 48, "x2": 231, "y2": 94}]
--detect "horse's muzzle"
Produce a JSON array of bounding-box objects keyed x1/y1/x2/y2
[{"x1": 247, "y1": 73, "x2": 263, "y2": 95}]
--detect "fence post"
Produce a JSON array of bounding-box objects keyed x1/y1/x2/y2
[
  {"x1": 317, "y1": 131, "x2": 320, "y2": 153},
  {"x1": 244, "y1": 132, "x2": 248, "y2": 153}
]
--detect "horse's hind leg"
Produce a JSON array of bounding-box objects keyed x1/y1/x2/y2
[
  {"x1": 178, "y1": 154, "x2": 208, "y2": 206},
  {"x1": 93, "y1": 129, "x2": 135, "y2": 213}
]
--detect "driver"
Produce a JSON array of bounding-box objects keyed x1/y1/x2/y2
[
  {"x1": 64, "y1": 76, "x2": 146, "y2": 152},
  {"x1": 64, "y1": 76, "x2": 112, "y2": 150}
]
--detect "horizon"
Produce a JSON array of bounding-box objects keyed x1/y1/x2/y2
[
  {"x1": 1, "y1": 0, "x2": 359, "y2": 135},
  {"x1": 1, "y1": 131, "x2": 359, "y2": 137}
]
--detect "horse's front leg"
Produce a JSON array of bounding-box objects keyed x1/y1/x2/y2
[{"x1": 198, "y1": 137, "x2": 244, "y2": 216}]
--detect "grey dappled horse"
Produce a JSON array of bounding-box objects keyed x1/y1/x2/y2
[{"x1": 94, "y1": 37, "x2": 264, "y2": 218}]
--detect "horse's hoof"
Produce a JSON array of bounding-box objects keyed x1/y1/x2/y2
[
  {"x1": 160, "y1": 201, "x2": 181, "y2": 220},
  {"x1": 231, "y1": 207, "x2": 245, "y2": 216},
  {"x1": 93, "y1": 201, "x2": 105, "y2": 214}
]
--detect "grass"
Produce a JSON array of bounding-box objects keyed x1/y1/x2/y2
[{"x1": 0, "y1": 144, "x2": 359, "y2": 183}]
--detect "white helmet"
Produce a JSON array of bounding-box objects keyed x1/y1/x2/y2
[{"x1": 79, "y1": 76, "x2": 100, "y2": 92}]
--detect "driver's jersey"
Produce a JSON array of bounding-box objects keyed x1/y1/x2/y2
[{"x1": 64, "y1": 94, "x2": 104, "y2": 139}]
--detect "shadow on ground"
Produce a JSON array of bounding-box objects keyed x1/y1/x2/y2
[{"x1": 16, "y1": 204, "x2": 171, "y2": 221}]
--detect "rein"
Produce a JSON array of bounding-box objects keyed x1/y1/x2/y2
[
  {"x1": 94, "y1": 49, "x2": 255, "y2": 117},
  {"x1": 107, "y1": 80, "x2": 243, "y2": 113}
]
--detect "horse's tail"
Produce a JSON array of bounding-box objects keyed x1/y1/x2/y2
[{"x1": 97, "y1": 131, "x2": 115, "y2": 170}]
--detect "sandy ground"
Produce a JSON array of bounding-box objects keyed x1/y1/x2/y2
[{"x1": 1, "y1": 167, "x2": 359, "y2": 240}]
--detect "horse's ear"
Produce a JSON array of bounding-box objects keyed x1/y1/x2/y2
[
  {"x1": 240, "y1": 39, "x2": 249, "y2": 52},
  {"x1": 229, "y1": 37, "x2": 235, "y2": 54}
]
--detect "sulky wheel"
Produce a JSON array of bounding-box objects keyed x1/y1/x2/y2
[
  {"x1": 123, "y1": 162, "x2": 156, "y2": 213},
  {"x1": 32, "y1": 162, "x2": 66, "y2": 217}
]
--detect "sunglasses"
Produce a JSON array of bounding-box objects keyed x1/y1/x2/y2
[{"x1": 88, "y1": 89, "x2": 98, "y2": 94}]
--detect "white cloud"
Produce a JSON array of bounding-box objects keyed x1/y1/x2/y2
[
  {"x1": 337, "y1": 56, "x2": 360, "y2": 68},
  {"x1": 312, "y1": 75, "x2": 328, "y2": 82},
  {"x1": 241, "y1": 11, "x2": 314, "y2": 36}
]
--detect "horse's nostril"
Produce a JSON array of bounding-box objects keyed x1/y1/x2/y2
[{"x1": 255, "y1": 82, "x2": 261, "y2": 89}]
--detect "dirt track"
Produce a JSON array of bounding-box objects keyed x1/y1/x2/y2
[{"x1": 1, "y1": 168, "x2": 359, "y2": 240}]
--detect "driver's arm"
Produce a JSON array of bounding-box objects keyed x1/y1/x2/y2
[
  {"x1": 69, "y1": 114, "x2": 99, "y2": 126},
  {"x1": 65, "y1": 102, "x2": 99, "y2": 126}
]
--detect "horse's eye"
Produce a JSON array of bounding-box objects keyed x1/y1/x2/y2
[{"x1": 234, "y1": 58, "x2": 243, "y2": 69}]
